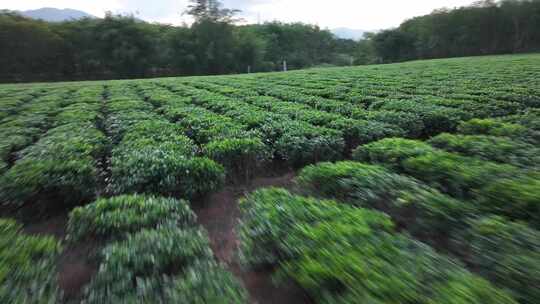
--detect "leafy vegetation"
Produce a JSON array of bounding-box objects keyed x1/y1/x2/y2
[
  {"x1": 238, "y1": 188, "x2": 517, "y2": 304},
  {"x1": 67, "y1": 195, "x2": 196, "y2": 242},
  {"x1": 0, "y1": 53, "x2": 538, "y2": 303},
  {"x1": 84, "y1": 227, "x2": 246, "y2": 303},
  {"x1": 0, "y1": 219, "x2": 61, "y2": 304}
]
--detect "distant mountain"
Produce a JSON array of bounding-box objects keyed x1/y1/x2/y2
[
  {"x1": 331, "y1": 28, "x2": 367, "y2": 40},
  {"x1": 20, "y1": 7, "x2": 95, "y2": 22}
]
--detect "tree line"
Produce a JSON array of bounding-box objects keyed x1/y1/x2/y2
[
  {"x1": 359, "y1": 0, "x2": 540, "y2": 64},
  {"x1": 0, "y1": 0, "x2": 357, "y2": 82},
  {"x1": 1, "y1": 0, "x2": 539, "y2": 82}
]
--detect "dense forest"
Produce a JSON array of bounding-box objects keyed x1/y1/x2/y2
[{"x1": 0, "y1": 0, "x2": 539, "y2": 82}]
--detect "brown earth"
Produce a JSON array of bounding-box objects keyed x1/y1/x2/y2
[
  {"x1": 21, "y1": 170, "x2": 312, "y2": 303},
  {"x1": 195, "y1": 172, "x2": 313, "y2": 304},
  {"x1": 23, "y1": 213, "x2": 98, "y2": 302}
]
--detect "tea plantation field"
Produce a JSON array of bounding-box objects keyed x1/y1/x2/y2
[{"x1": 1, "y1": 54, "x2": 539, "y2": 303}]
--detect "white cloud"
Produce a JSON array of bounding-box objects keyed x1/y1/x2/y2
[{"x1": 3, "y1": 0, "x2": 477, "y2": 29}]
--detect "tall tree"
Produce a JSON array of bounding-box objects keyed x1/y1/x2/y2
[{"x1": 185, "y1": 0, "x2": 241, "y2": 23}]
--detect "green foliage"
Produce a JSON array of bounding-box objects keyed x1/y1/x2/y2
[
  {"x1": 353, "y1": 110, "x2": 425, "y2": 138},
  {"x1": 239, "y1": 188, "x2": 394, "y2": 266},
  {"x1": 110, "y1": 148, "x2": 225, "y2": 199},
  {"x1": 84, "y1": 227, "x2": 246, "y2": 303},
  {"x1": 458, "y1": 119, "x2": 527, "y2": 137},
  {"x1": 457, "y1": 216, "x2": 540, "y2": 304},
  {"x1": 328, "y1": 119, "x2": 405, "y2": 150},
  {"x1": 238, "y1": 188, "x2": 515, "y2": 304},
  {"x1": 0, "y1": 219, "x2": 61, "y2": 304},
  {"x1": 0, "y1": 158, "x2": 99, "y2": 206},
  {"x1": 205, "y1": 138, "x2": 269, "y2": 181},
  {"x1": 352, "y1": 138, "x2": 435, "y2": 169},
  {"x1": 402, "y1": 150, "x2": 519, "y2": 198},
  {"x1": 478, "y1": 176, "x2": 540, "y2": 227},
  {"x1": 426, "y1": 271, "x2": 520, "y2": 304},
  {"x1": 428, "y1": 133, "x2": 540, "y2": 168},
  {"x1": 162, "y1": 260, "x2": 248, "y2": 303},
  {"x1": 67, "y1": 195, "x2": 196, "y2": 242},
  {"x1": 297, "y1": 161, "x2": 473, "y2": 238},
  {"x1": 262, "y1": 120, "x2": 344, "y2": 167},
  {"x1": 372, "y1": 99, "x2": 471, "y2": 136}
]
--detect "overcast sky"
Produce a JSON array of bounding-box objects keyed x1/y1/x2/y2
[{"x1": 3, "y1": 0, "x2": 476, "y2": 29}]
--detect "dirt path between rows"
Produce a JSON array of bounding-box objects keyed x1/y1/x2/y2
[
  {"x1": 195, "y1": 172, "x2": 312, "y2": 304},
  {"x1": 22, "y1": 171, "x2": 312, "y2": 303}
]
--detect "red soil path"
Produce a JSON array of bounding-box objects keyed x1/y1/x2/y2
[
  {"x1": 195, "y1": 172, "x2": 312, "y2": 304},
  {"x1": 22, "y1": 171, "x2": 312, "y2": 303}
]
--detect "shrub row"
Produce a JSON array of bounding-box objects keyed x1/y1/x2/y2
[
  {"x1": 68, "y1": 194, "x2": 247, "y2": 303},
  {"x1": 353, "y1": 138, "x2": 539, "y2": 227},
  {"x1": 193, "y1": 81, "x2": 405, "y2": 150},
  {"x1": 108, "y1": 110, "x2": 224, "y2": 199},
  {"x1": 66, "y1": 194, "x2": 196, "y2": 242},
  {"x1": 0, "y1": 218, "x2": 62, "y2": 303},
  {"x1": 428, "y1": 133, "x2": 540, "y2": 168},
  {"x1": 0, "y1": 89, "x2": 72, "y2": 164},
  {"x1": 238, "y1": 188, "x2": 516, "y2": 304},
  {"x1": 0, "y1": 88, "x2": 107, "y2": 208},
  {"x1": 297, "y1": 161, "x2": 472, "y2": 241},
  {"x1": 161, "y1": 82, "x2": 345, "y2": 167}
]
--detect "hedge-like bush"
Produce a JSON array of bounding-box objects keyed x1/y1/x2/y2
[
  {"x1": 239, "y1": 188, "x2": 394, "y2": 266},
  {"x1": 402, "y1": 151, "x2": 519, "y2": 198},
  {"x1": 110, "y1": 147, "x2": 225, "y2": 199},
  {"x1": 297, "y1": 161, "x2": 472, "y2": 238},
  {"x1": 205, "y1": 138, "x2": 269, "y2": 182},
  {"x1": 67, "y1": 195, "x2": 196, "y2": 242},
  {"x1": 0, "y1": 158, "x2": 99, "y2": 207},
  {"x1": 162, "y1": 260, "x2": 248, "y2": 304},
  {"x1": 458, "y1": 118, "x2": 527, "y2": 137},
  {"x1": 353, "y1": 109, "x2": 425, "y2": 138},
  {"x1": 329, "y1": 118, "x2": 405, "y2": 151},
  {"x1": 352, "y1": 138, "x2": 435, "y2": 169},
  {"x1": 18, "y1": 123, "x2": 108, "y2": 160},
  {"x1": 238, "y1": 188, "x2": 516, "y2": 304},
  {"x1": 478, "y1": 176, "x2": 540, "y2": 227},
  {"x1": 262, "y1": 120, "x2": 344, "y2": 167},
  {"x1": 84, "y1": 228, "x2": 246, "y2": 304},
  {"x1": 457, "y1": 216, "x2": 540, "y2": 304},
  {"x1": 428, "y1": 133, "x2": 540, "y2": 168},
  {"x1": 372, "y1": 99, "x2": 471, "y2": 136},
  {"x1": 0, "y1": 219, "x2": 61, "y2": 304}
]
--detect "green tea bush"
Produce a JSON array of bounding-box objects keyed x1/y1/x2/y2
[
  {"x1": 297, "y1": 161, "x2": 472, "y2": 237},
  {"x1": 372, "y1": 99, "x2": 471, "y2": 136},
  {"x1": 163, "y1": 105, "x2": 251, "y2": 144},
  {"x1": 239, "y1": 188, "x2": 394, "y2": 266},
  {"x1": 120, "y1": 120, "x2": 192, "y2": 149},
  {"x1": 67, "y1": 195, "x2": 196, "y2": 242},
  {"x1": 428, "y1": 133, "x2": 540, "y2": 167},
  {"x1": 0, "y1": 158, "x2": 99, "y2": 206},
  {"x1": 478, "y1": 176, "x2": 540, "y2": 227},
  {"x1": 205, "y1": 138, "x2": 269, "y2": 182},
  {"x1": 402, "y1": 151, "x2": 519, "y2": 198},
  {"x1": 110, "y1": 147, "x2": 225, "y2": 199},
  {"x1": 353, "y1": 109, "x2": 425, "y2": 138},
  {"x1": 352, "y1": 138, "x2": 435, "y2": 169},
  {"x1": 238, "y1": 188, "x2": 515, "y2": 304},
  {"x1": 18, "y1": 123, "x2": 108, "y2": 160},
  {"x1": 54, "y1": 103, "x2": 102, "y2": 126},
  {"x1": 329, "y1": 118, "x2": 405, "y2": 151},
  {"x1": 262, "y1": 120, "x2": 344, "y2": 167},
  {"x1": 458, "y1": 118, "x2": 527, "y2": 137},
  {"x1": 162, "y1": 260, "x2": 248, "y2": 304},
  {"x1": 457, "y1": 216, "x2": 540, "y2": 304},
  {"x1": 0, "y1": 219, "x2": 61, "y2": 304},
  {"x1": 84, "y1": 228, "x2": 246, "y2": 304}
]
